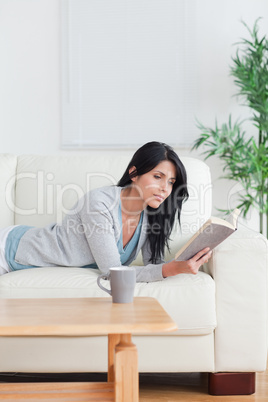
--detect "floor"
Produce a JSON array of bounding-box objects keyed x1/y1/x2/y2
[
  {"x1": 0, "y1": 369, "x2": 267, "y2": 401},
  {"x1": 139, "y1": 371, "x2": 268, "y2": 401}
]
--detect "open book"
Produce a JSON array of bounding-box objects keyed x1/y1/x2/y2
[{"x1": 175, "y1": 209, "x2": 240, "y2": 261}]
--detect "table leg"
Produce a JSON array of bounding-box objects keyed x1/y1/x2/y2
[
  {"x1": 108, "y1": 333, "x2": 121, "y2": 382},
  {"x1": 114, "y1": 333, "x2": 139, "y2": 402}
]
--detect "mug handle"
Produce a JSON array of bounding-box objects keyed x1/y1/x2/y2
[{"x1": 97, "y1": 273, "x2": 112, "y2": 296}]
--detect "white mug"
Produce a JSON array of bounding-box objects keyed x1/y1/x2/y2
[{"x1": 97, "y1": 267, "x2": 136, "y2": 303}]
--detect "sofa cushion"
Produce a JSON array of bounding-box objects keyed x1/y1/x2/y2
[
  {"x1": 0, "y1": 268, "x2": 216, "y2": 336},
  {"x1": 0, "y1": 154, "x2": 17, "y2": 227}
]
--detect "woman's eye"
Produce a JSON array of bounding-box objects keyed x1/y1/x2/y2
[{"x1": 154, "y1": 175, "x2": 161, "y2": 179}]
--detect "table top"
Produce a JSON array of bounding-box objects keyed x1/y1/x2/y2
[{"x1": 0, "y1": 297, "x2": 177, "y2": 336}]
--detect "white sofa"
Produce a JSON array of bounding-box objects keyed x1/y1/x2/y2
[{"x1": 0, "y1": 152, "x2": 267, "y2": 394}]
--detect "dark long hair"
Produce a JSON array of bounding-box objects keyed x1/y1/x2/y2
[{"x1": 117, "y1": 141, "x2": 189, "y2": 263}]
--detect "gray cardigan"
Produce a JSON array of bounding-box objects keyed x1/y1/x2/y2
[{"x1": 15, "y1": 186, "x2": 165, "y2": 282}]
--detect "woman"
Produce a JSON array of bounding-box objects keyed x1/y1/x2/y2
[{"x1": 0, "y1": 142, "x2": 211, "y2": 281}]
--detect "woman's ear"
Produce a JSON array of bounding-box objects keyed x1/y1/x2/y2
[{"x1": 129, "y1": 166, "x2": 137, "y2": 182}]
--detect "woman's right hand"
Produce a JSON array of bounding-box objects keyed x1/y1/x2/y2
[{"x1": 162, "y1": 247, "x2": 212, "y2": 278}]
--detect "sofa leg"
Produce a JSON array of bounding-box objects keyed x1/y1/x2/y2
[{"x1": 208, "y1": 372, "x2": 255, "y2": 395}]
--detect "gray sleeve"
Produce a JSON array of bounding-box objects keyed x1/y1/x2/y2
[
  {"x1": 130, "y1": 238, "x2": 165, "y2": 282},
  {"x1": 130, "y1": 263, "x2": 164, "y2": 282},
  {"x1": 79, "y1": 190, "x2": 165, "y2": 283},
  {"x1": 79, "y1": 198, "x2": 122, "y2": 275}
]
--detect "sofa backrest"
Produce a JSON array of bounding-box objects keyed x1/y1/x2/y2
[{"x1": 0, "y1": 153, "x2": 212, "y2": 258}]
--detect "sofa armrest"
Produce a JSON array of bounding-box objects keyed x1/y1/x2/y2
[{"x1": 206, "y1": 227, "x2": 268, "y2": 372}]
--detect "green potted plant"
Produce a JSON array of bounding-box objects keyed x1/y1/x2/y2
[{"x1": 193, "y1": 18, "x2": 268, "y2": 238}]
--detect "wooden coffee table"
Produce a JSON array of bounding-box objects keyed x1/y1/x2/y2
[{"x1": 0, "y1": 297, "x2": 177, "y2": 401}]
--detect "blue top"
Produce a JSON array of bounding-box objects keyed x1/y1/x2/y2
[
  {"x1": 5, "y1": 203, "x2": 144, "y2": 272},
  {"x1": 5, "y1": 225, "x2": 36, "y2": 271},
  {"x1": 117, "y1": 203, "x2": 144, "y2": 265}
]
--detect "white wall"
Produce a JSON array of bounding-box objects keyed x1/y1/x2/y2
[
  {"x1": 1, "y1": 0, "x2": 267, "y2": 232},
  {"x1": 0, "y1": 0, "x2": 61, "y2": 154}
]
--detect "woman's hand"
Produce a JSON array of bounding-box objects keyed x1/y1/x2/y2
[{"x1": 162, "y1": 247, "x2": 212, "y2": 278}]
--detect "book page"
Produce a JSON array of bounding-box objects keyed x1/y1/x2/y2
[{"x1": 176, "y1": 223, "x2": 234, "y2": 261}]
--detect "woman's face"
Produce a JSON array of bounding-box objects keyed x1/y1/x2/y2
[{"x1": 131, "y1": 160, "x2": 177, "y2": 209}]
